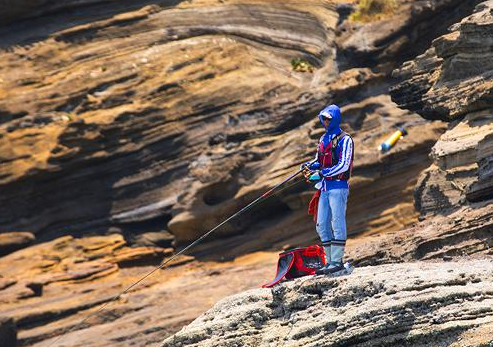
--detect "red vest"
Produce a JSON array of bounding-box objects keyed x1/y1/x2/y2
[{"x1": 317, "y1": 131, "x2": 354, "y2": 181}]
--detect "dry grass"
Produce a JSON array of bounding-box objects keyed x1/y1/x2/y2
[{"x1": 349, "y1": 0, "x2": 396, "y2": 22}]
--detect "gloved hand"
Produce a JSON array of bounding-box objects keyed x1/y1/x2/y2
[
  {"x1": 300, "y1": 161, "x2": 320, "y2": 170},
  {"x1": 309, "y1": 162, "x2": 320, "y2": 170}
]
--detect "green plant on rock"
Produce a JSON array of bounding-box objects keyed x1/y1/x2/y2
[
  {"x1": 349, "y1": 0, "x2": 397, "y2": 22},
  {"x1": 291, "y1": 58, "x2": 314, "y2": 73}
]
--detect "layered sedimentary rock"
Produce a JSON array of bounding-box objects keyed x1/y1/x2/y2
[
  {"x1": 0, "y1": 231, "x2": 35, "y2": 256},
  {"x1": 162, "y1": 261, "x2": 493, "y2": 347},
  {"x1": 340, "y1": 0, "x2": 493, "y2": 267},
  {"x1": 0, "y1": 234, "x2": 191, "y2": 346},
  {"x1": 0, "y1": 234, "x2": 277, "y2": 347},
  {"x1": 0, "y1": 1, "x2": 489, "y2": 347},
  {"x1": 391, "y1": 0, "x2": 493, "y2": 121},
  {"x1": 391, "y1": 0, "x2": 493, "y2": 214},
  {"x1": 348, "y1": 203, "x2": 493, "y2": 266},
  {"x1": 471, "y1": 131, "x2": 493, "y2": 201},
  {"x1": 0, "y1": 0, "x2": 455, "y2": 249},
  {"x1": 337, "y1": 0, "x2": 493, "y2": 267},
  {"x1": 336, "y1": 0, "x2": 482, "y2": 67}
]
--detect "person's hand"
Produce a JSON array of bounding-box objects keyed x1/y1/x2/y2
[
  {"x1": 308, "y1": 171, "x2": 322, "y2": 182},
  {"x1": 302, "y1": 165, "x2": 312, "y2": 180},
  {"x1": 300, "y1": 161, "x2": 320, "y2": 171}
]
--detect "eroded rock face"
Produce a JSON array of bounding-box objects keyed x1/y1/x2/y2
[
  {"x1": 0, "y1": 233, "x2": 277, "y2": 347},
  {"x1": 391, "y1": 0, "x2": 493, "y2": 213},
  {"x1": 162, "y1": 261, "x2": 493, "y2": 347},
  {"x1": 415, "y1": 111, "x2": 493, "y2": 214},
  {"x1": 391, "y1": 0, "x2": 493, "y2": 121},
  {"x1": 0, "y1": 234, "x2": 196, "y2": 346},
  {"x1": 470, "y1": 131, "x2": 493, "y2": 201},
  {"x1": 336, "y1": 0, "x2": 482, "y2": 68},
  {"x1": 348, "y1": 203, "x2": 493, "y2": 266},
  {"x1": 0, "y1": 1, "x2": 489, "y2": 347},
  {"x1": 0, "y1": 1, "x2": 338, "y2": 244},
  {"x1": 344, "y1": 0, "x2": 493, "y2": 266},
  {"x1": 0, "y1": 0, "x2": 448, "y2": 247}
]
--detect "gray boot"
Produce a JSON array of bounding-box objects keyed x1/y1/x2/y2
[
  {"x1": 326, "y1": 243, "x2": 345, "y2": 273},
  {"x1": 315, "y1": 242, "x2": 331, "y2": 274}
]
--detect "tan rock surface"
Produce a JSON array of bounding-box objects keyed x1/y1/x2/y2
[
  {"x1": 0, "y1": 234, "x2": 277, "y2": 347},
  {"x1": 162, "y1": 260, "x2": 493, "y2": 347},
  {"x1": 0, "y1": 231, "x2": 35, "y2": 256},
  {"x1": 348, "y1": 203, "x2": 493, "y2": 266}
]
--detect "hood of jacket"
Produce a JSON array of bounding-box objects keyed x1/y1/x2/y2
[{"x1": 318, "y1": 104, "x2": 341, "y2": 136}]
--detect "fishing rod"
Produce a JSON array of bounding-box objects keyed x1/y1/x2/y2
[{"x1": 45, "y1": 161, "x2": 314, "y2": 347}]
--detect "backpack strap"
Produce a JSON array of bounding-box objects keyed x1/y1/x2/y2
[{"x1": 331, "y1": 131, "x2": 347, "y2": 157}]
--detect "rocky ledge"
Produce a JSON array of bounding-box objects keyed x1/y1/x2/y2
[{"x1": 162, "y1": 260, "x2": 493, "y2": 347}]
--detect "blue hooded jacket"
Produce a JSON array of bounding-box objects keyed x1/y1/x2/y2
[
  {"x1": 310, "y1": 104, "x2": 353, "y2": 191},
  {"x1": 318, "y1": 104, "x2": 341, "y2": 146}
]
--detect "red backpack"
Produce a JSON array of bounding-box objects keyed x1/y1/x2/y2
[{"x1": 262, "y1": 245, "x2": 325, "y2": 288}]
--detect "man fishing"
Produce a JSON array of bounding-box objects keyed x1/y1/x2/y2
[{"x1": 303, "y1": 104, "x2": 354, "y2": 275}]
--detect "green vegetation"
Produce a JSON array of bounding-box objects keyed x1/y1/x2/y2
[
  {"x1": 349, "y1": 0, "x2": 396, "y2": 22},
  {"x1": 291, "y1": 58, "x2": 315, "y2": 73}
]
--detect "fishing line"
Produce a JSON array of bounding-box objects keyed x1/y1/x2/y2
[
  {"x1": 45, "y1": 2, "x2": 324, "y2": 345},
  {"x1": 45, "y1": 166, "x2": 310, "y2": 347}
]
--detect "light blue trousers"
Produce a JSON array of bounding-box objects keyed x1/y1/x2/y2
[{"x1": 316, "y1": 189, "x2": 349, "y2": 243}]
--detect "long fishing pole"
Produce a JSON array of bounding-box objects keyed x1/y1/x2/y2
[{"x1": 45, "y1": 162, "x2": 312, "y2": 347}]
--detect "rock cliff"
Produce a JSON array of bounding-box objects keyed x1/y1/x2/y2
[
  {"x1": 162, "y1": 1, "x2": 493, "y2": 346},
  {"x1": 0, "y1": 0, "x2": 460, "y2": 250},
  {"x1": 370, "y1": 0, "x2": 493, "y2": 263},
  {"x1": 391, "y1": 0, "x2": 493, "y2": 206},
  {"x1": 0, "y1": 233, "x2": 279, "y2": 347},
  {"x1": 0, "y1": 1, "x2": 491, "y2": 347}
]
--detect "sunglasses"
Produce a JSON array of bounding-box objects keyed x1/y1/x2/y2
[{"x1": 322, "y1": 115, "x2": 332, "y2": 121}]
